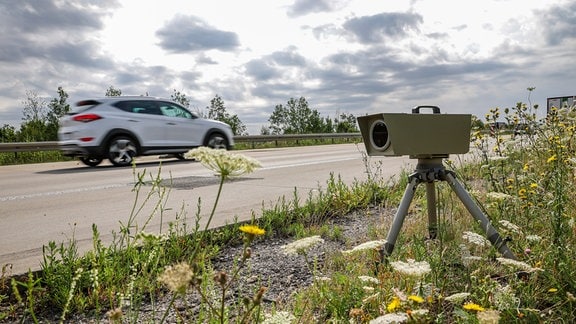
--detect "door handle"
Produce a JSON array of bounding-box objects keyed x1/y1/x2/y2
[{"x1": 166, "y1": 122, "x2": 177, "y2": 125}]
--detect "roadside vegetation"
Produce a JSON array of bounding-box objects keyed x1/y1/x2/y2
[{"x1": 2, "y1": 96, "x2": 576, "y2": 323}]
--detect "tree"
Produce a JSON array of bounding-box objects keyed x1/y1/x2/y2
[
  {"x1": 171, "y1": 89, "x2": 191, "y2": 108},
  {"x1": 19, "y1": 90, "x2": 48, "y2": 141},
  {"x1": 206, "y1": 95, "x2": 247, "y2": 136},
  {"x1": 105, "y1": 85, "x2": 122, "y2": 97},
  {"x1": 45, "y1": 86, "x2": 70, "y2": 140},
  {"x1": 333, "y1": 113, "x2": 358, "y2": 133},
  {"x1": 21, "y1": 90, "x2": 46, "y2": 123},
  {"x1": 266, "y1": 97, "x2": 328, "y2": 134},
  {"x1": 0, "y1": 124, "x2": 17, "y2": 142}
]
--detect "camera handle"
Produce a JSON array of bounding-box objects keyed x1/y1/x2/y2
[{"x1": 412, "y1": 105, "x2": 440, "y2": 114}]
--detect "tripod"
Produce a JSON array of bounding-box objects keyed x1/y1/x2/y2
[{"x1": 382, "y1": 156, "x2": 517, "y2": 260}]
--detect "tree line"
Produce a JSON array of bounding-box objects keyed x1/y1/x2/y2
[{"x1": 0, "y1": 86, "x2": 358, "y2": 143}]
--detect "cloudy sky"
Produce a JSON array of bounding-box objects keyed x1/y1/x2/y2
[{"x1": 1, "y1": 0, "x2": 574, "y2": 134}]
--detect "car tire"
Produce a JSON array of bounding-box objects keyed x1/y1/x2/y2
[
  {"x1": 80, "y1": 156, "x2": 103, "y2": 167},
  {"x1": 107, "y1": 136, "x2": 138, "y2": 167},
  {"x1": 205, "y1": 132, "x2": 228, "y2": 150}
]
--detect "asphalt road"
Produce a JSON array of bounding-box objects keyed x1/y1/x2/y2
[{"x1": 1, "y1": 144, "x2": 413, "y2": 275}]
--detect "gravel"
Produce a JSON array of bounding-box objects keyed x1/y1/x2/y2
[{"x1": 8, "y1": 205, "x2": 394, "y2": 323}]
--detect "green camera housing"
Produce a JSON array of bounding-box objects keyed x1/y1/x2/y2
[{"x1": 357, "y1": 106, "x2": 472, "y2": 158}]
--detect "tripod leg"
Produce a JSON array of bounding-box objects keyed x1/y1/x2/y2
[
  {"x1": 444, "y1": 172, "x2": 517, "y2": 260},
  {"x1": 426, "y1": 182, "x2": 438, "y2": 239},
  {"x1": 383, "y1": 176, "x2": 419, "y2": 258}
]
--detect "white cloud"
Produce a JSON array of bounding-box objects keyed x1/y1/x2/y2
[{"x1": 0, "y1": 0, "x2": 574, "y2": 134}]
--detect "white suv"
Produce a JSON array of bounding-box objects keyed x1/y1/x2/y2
[{"x1": 58, "y1": 96, "x2": 235, "y2": 167}]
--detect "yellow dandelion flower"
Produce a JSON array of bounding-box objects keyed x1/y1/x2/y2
[
  {"x1": 535, "y1": 261, "x2": 542, "y2": 268},
  {"x1": 463, "y1": 302, "x2": 485, "y2": 312},
  {"x1": 547, "y1": 155, "x2": 557, "y2": 163},
  {"x1": 518, "y1": 188, "x2": 527, "y2": 198},
  {"x1": 408, "y1": 295, "x2": 425, "y2": 303},
  {"x1": 530, "y1": 183, "x2": 538, "y2": 188},
  {"x1": 548, "y1": 288, "x2": 558, "y2": 293},
  {"x1": 239, "y1": 224, "x2": 266, "y2": 236},
  {"x1": 523, "y1": 164, "x2": 529, "y2": 171},
  {"x1": 387, "y1": 296, "x2": 401, "y2": 312}
]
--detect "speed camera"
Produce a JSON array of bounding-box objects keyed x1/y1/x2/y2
[{"x1": 357, "y1": 106, "x2": 471, "y2": 158}]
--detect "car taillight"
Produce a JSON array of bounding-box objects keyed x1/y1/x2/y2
[
  {"x1": 73, "y1": 113, "x2": 102, "y2": 122},
  {"x1": 80, "y1": 137, "x2": 95, "y2": 142}
]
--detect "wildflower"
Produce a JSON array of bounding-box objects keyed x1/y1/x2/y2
[
  {"x1": 496, "y1": 257, "x2": 538, "y2": 272},
  {"x1": 213, "y1": 271, "x2": 228, "y2": 286},
  {"x1": 390, "y1": 259, "x2": 431, "y2": 277},
  {"x1": 342, "y1": 240, "x2": 386, "y2": 254},
  {"x1": 185, "y1": 147, "x2": 261, "y2": 179},
  {"x1": 410, "y1": 309, "x2": 429, "y2": 317},
  {"x1": 239, "y1": 224, "x2": 265, "y2": 236},
  {"x1": 408, "y1": 295, "x2": 425, "y2": 303},
  {"x1": 157, "y1": 262, "x2": 194, "y2": 294},
  {"x1": 477, "y1": 309, "x2": 500, "y2": 324},
  {"x1": 363, "y1": 286, "x2": 376, "y2": 293},
  {"x1": 529, "y1": 183, "x2": 538, "y2": 188},
  {"x1": 135, "y1": 231, "x2": 168, "y2": 245},
  {"x1": 547, "y1": 155, "x2": 557, "y2": 163},
  {"x1": 106, "y1": 307, "x2": 123, "y2": 322},
  {"x1": 262, "y1": 310, "x2": 296, "y2": 324},
  {"x1": 444, "y1": 292, "x2": 471, "y2": 303},
  {"x1": 523, "y1": 163, "x2": 529, "y2": 171},
  {"x1": 358, "y1": 275, "x2": 379, "y2": 285},
  {"x1": 386, "y1": 296, "x2": 402, "y2": 312},
  {"x1": 370, "y1": 312, "x2": 408, "y2": 324},
  {"x1": 462, "y1": 231, "x2": 489, "y2": 247},
  {"x1": 548, "y1": 288, "x2": 558, "y2": 293},
  {"x1": 493, "y1": 285, "x2": 519, "y2": 310},
  {"x1": 499, "y1": 220, "x2": 521, "y2": 233},
  {"x1": 463, "y1": 302, "x2": 485, "y2": 312},
  {"x1": 282, "y1": 235, "x2": 324, "y2": 255},
  {"x1": 488, "y1": 156, "x2": 507, "y2": 162},
  {"x1": 486, "y1": 192, "x2": 512, "y2": 201},
  {"x1": 349, "y1": 308, "x2": 365, "y2": 322},
  {"x1": 239, "y1": 224, "x2": 265, "y2": 244},
  {"x1": 525, "y1": 234, "x2": 541, "y2": 242},
  {"x1": 252, "y1": 286, "x2": 267, "y2": 305},
  {"x1": 463, "y1": 256, "x2": 483, "y2": 266}
]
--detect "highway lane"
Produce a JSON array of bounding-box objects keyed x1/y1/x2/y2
[{"x1": 0, "y1": 144, "x2": 413, "y2": 275}]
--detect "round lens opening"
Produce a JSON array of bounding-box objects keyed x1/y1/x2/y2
[{"x1": 370, "y1": 120, "x2": 390, "y2": 151}]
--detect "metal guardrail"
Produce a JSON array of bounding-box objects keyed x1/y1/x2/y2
[{"x1": 0, "y1": 133, "x2": 362, "y2": 153}]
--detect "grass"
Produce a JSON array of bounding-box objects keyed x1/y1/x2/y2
[
  {"x1": 1, "y1": 102, "x2": 576, "y2": 322},
  {"x1": 0, "y1": 151, "x2": 72, "y2": 165}
]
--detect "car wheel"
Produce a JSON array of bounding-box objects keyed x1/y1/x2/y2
[
  {"x1": 108, "y1": 136, "x2": 138, "y2": 167},
  {"x1": 205, "y1": 133, "x2": 228, "y2": 150},
  {"x1": 80, "y1": 156, "x2": 103, "y2": 167}
]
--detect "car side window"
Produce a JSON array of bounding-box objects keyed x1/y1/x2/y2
[
  {"x1": 114, "y1": 101, "x2": 161, "y2": 115},
  {"x1": 159, "y1": 102, "x2": 194, "y2": 119}
]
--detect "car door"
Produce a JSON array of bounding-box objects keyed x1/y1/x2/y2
[
  {"x1": 114, "y1": 100, "x2": 167, "y2": 148},
  {"x1": 158, "y1": 101, "x2": 204, "y2": 148}
]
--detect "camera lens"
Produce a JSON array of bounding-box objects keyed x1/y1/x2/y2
[{"x1": 370, "y1": 120, "x2": 390, "y2": 151}]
